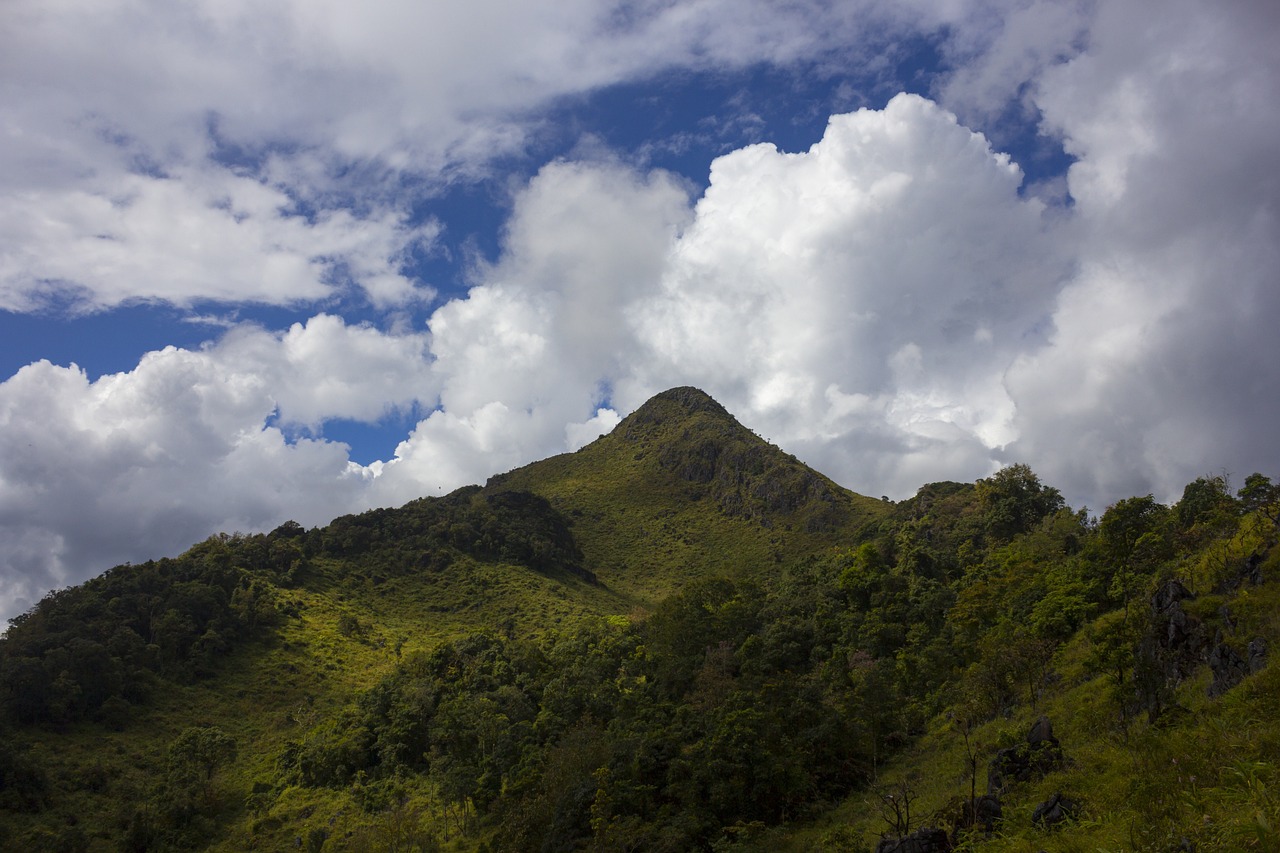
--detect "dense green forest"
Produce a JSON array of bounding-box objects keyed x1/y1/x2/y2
[{"x1": 1, "y1": 388, "x2": 1277, "y2": 851}]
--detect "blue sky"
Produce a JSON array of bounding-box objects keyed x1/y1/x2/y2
[{"x1": 2, "y1": 0, "x2": 1279, "y2": 622}]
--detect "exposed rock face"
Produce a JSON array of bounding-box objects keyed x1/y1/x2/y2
[
  {"x1": 1208, "y1": 638, "x2": 1267, "y2": 697},
  {"x1": 1031, "y1": 792, "x2": 1078, "y2": 828},
  {"x1": 1027, "y1": 716, "x2": 1056, "y2": 747},
  {"x1": 1139, "y1": 575, "x2": 1270, "y2": 709},
  {"x1": 1248, "y1": 637, "x2": 1268, "y2": 673},
  {"x1": 1218, "y1": 549, "x2": 1267, "y2": 592},
  {"x1": 1152, "y1": 578, "x2": 1193, "y2": 614},
  {"x1": 1245, "y1": 550, "x2": 1265, "y2": 586},
  {"x1": 987, "y1": 716, "x2": 1064, "y2": 796},
  {"x1": 874, "y1": 827, "x2": 952, "y2": 853},
  {"x1": 1137, "y1": 578, "x2": 1211, "y2": 719},
  {"x1": 1150, "y1": 579, "x2": 1204, "y2": 669},
  {"x1": 1208, "y1": 642, "x2": 1249, "y2": 697},
  {"x1": 969, "y1": 794, "x2": 1002, "y2": 834}
]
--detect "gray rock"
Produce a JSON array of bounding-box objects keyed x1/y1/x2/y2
[
  {"x1": 1151, "y1": 579, "x2": 1193, "y2": 614},
  {"x1": 971, "y1": 794, "x2": 1002, "y2": 833},
  {"x1": 1208, "y1": 642, "x2": 1249, "y2": 697},
  {"x1": 874, "y1": 827, "x2": 952, "y2": 853},
  {"x1": 1027, "y1": 715, "x2": 1055, "y2": 746},
  {"x1": 1031, "y1": 792, "x2": 1078, "y2": 828},
  {"x1": 1248, "y1": 637, "x2": 1268, "y2": 673},
  {"x1": 987, "y1": 717, "x2": 1064, "y2": 795}
]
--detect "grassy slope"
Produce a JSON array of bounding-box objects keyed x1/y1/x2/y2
[
  {"x1": 490, "y1": 387, "x2": 890, "y2": 604},
  {"x1": 4, "y1": 551, "x2": 630, "y2": 851}
]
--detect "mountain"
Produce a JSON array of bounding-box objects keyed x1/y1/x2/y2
[
  {"x1": 487, "y1": 386, "x2": 889, "y2": 601},
  {"x1": 0, "y1": 389, "x2": 1277, "y2": 852}
]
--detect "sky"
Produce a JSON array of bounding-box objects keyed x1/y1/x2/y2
[{"x1": 2, "y1": 0, "x2": 1279, "y2": 622}]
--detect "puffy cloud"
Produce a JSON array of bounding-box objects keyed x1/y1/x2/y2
[
  {"x1": 620, "y1": 93, "x2": 1066, "y2": 496},
  {"x1": 0, "y1": 317, "x2": 434, "y2": 618},
  {"x1": 367, "y1": 162, "x2": 692, "y2": 506},
  {"x1": 2, "y1": 0, "x2": 1075, "y2": 314},
  {"x1": 217, "y1": 314, "x2": 436, "y2": 427},
  {"x1": 933, "y1": 0, "x2": 1095, "y2": 127},
  {"x1": 374, "y1": 93, "x2": 1071, "y2": 506}
]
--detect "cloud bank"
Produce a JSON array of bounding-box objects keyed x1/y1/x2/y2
[{"x1": 2, "y1": 0, "x2": 1279, "y2": 621}]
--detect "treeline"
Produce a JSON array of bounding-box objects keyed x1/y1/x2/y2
[{"x1": 316, "y1": 486, "x2": 591, "y2": 581}]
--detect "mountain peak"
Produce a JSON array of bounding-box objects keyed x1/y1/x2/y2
[{"x1": 621, "y1": 386, "x2": 732, "y2": 434}]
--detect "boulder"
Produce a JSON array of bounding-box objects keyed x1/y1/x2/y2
[
  {"x1": 970, "y1": 794, "x2": 1002, "y2": 834},
  {"x1": 874, "y1": 827, "x2": 952, "y2": 853},
  {"x1": 1031, "y1": 792, "x2": 1078, "y2": 828},
  {"x1": 987, "y1": 717, "x2": 1064, "y2": 795},
  {"x1": 1027, "y1": 715, "x2": 1055, "y2": 747},
  {"x1": 1248, "y1": 637, "x2": 1268, "y2": 673}
]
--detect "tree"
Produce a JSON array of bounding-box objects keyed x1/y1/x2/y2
[
  {"x1": 1239, "y1": 473, "x2": 1280, "y2": 526},
  {"x1": 1177, "y1": 476, "x2": 1237, "y2": 529},
  {"x1": 1100, "y1": 496, "x2": 1168, "y2": 563},
  {"x1": 167, "y1": 725, "x2": 238, "y2": 804},
  {"x1": 1099, "y1": 496, "x2": 1171, "y2": 605},
  {"x1": 976, "y1": 464, "x2": 1065, "y2": 543}
]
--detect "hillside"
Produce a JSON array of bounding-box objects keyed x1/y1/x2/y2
[
  {"x1": 0, "y1": 388, "x2": 1276, "y2": 852},
  {"x1": 488, "y1": 386, "x2": 890, "y2": 601}
]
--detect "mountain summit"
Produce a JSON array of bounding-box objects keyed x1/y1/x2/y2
[{"x1": 488, "y1": 386, "x2": 887, "y2": 598}]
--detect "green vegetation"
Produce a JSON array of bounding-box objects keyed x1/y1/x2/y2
[{"x1": 0, "y1": 387, "x2": 1276, "y2": 851}]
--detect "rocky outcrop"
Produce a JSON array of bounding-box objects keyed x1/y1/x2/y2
[
  {"x1": 1137, "y1": 579, "x2": 1211, "y2": 719},
  {"x1": 968, "y1": 794, "x2": 1003, "y2": 834},
  {"x1": 1217, "y1": 548, "x2": 1266, "y2": 592},
  {"x1": 1031, "y1": 792, "x2": 1079, "y2": 828},
  {"x1": 1208, "y1": 637, "x2": 1268, "y2": 697},
  {"x1": 1150, "y1": 580, "x2": 1204, "y2": 672},
  {"x1": 1248, "y1": 637, "x2": 1268, "y2": 673},
  {"x1": 1208, "y1": 642, "x2": 1249, "y2": 697},
  {"x1": 874, "y1": 827, "x2": 952, "y2": 853},
  {"x1": 987, "y1": 716, "x2": 1064, "y2": 796}
]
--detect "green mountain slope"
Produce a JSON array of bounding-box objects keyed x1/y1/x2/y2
[
  {"x1": 488, "y1": 386, "x2": 890, "y2": 602},
  {"x1": 0, "y1": 389, "x2": 1276, "y2": 853}
]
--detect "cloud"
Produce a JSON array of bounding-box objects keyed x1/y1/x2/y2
[
  {"x1": 0, "y1": 317, "x2": 435, "y2": 619},
  {"x1": 0, "y1": 0, "x2": 902, "y2": 313},
  {"x1": 1004, "y1": 0, "x2": 1280, "y2": 506},
  {"x1": 619, "y1": 93, "x2": 1066, "y2": 496},
  {"x1": 0, "y1": 0, "x2": 1086, "y2": 315},
  {"x1": 370, "y1": 92, "x2": 1070, "y2": 506},
  {"x1": 366, "y1": 161, "x2": 692, "y2": 506},
  {"x1": 217, "y1": 314, "x2": 436, "y2": 427},
  {"x1": 0, "y1": 165, "x2": 439, "y2": 312}
]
